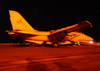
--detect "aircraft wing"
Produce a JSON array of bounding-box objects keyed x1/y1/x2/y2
[{"x1": 50, "y1": 20, "x2": 92, "y2": 35}]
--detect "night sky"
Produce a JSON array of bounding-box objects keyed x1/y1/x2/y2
[{"x1": 0, "y1": 0, "x2": 100, "y2": 42}]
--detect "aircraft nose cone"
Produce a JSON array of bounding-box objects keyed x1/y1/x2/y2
[
  {"x1": 88, "y1": 36, "x2": 93, "y2": 41},
  {"x1": 83, "y1": 35, "x2": 93, "y2": 41}
]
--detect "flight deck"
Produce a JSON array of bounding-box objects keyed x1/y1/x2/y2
[{"x1": 0, "y1": 43, "x2": 100, "y2": 71}]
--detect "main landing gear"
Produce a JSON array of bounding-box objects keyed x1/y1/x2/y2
[
  {"x1": 42, "y1": 41, "x2": 46, "y2": 47},
  {"x1": 53, "y1": 42, "x2": 58, "y2": 47},
  {"x1": 29, "y1": 43, "x2": 38, "y2": 47}
]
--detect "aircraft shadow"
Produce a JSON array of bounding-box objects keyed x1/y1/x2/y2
[
  {"x1": 26, "y1": 58, "x2": 78, "y2": 71},
  {"x1": 54, "y1": 62, "x2": 78, "y2": 71},
  {"x1": 26, "y1": 58, "x2": 52, "y2": 71}
]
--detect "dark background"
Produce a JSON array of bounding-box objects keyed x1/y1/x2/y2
[{"x1": 0, "y1": 0, "x2": 100, "y2": 42}]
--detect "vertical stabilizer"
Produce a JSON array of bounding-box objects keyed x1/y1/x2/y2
[{"x1": 9, "y1": 10, "x2": 35, "y2": 31}]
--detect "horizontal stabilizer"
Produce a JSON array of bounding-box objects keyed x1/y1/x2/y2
[{"x1": 25, "y1": 40, "x2": 43, "y2": 44}]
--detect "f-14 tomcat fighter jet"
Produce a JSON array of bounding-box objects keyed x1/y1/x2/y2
[{"x1": 6, "y1": 10, "x2": 93, "y2": 47}]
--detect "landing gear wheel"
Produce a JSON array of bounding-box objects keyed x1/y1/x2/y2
[
  {"x1": 53, "y1": 42, "x2": 58, "y2": 47},
  {"x1": 29, "y1": 43, "x2": 38, "y2": 47},
  {"x1": 74, "y1": 42, "x2": 80, "y2": 46}
]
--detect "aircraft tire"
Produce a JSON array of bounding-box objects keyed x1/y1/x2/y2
[
  {"x1": 32, "y1": 44, "x2": 38, "y2": 47},
  {"x1": 53, "y1": 42, "x2": 58, "y2": 47},
  {"x1": 29, "y1": 43, "x2": 37, "y2": 47}
]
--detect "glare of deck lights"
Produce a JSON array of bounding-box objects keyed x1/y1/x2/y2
[{"x1": 89, "y1": 41, "x2": 93, "y2": 44}]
